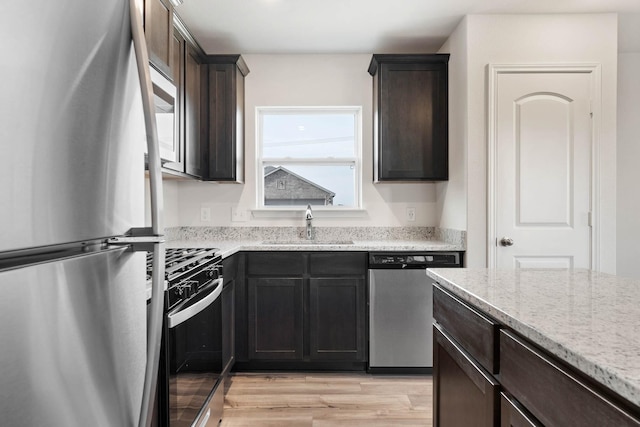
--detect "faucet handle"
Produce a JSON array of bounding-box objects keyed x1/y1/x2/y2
[{"x1": 305, "y1": 204, "x2": 313, "y2": 220}]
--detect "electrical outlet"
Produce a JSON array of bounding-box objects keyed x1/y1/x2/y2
[
  {"x1": 406, "y1": 207, "x2": 416, "y2": 222},
  {"x1": 200, "y1": 206, "x2": 211, "y2": 222},
  {"x1": 231, "y1": 207, "x2": 250, "y2": 222}
]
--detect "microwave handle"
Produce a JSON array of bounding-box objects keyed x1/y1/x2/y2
[{"x1": 129, "y1": 1, "x2": 165, "y2": 427}]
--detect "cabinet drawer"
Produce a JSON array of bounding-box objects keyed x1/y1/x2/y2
[
  {"x1": 309, "y1": 252, "x2": 366, "y2": 276},
  {"x1": 433, "y1": 284, "x2": 499, "y2": 374},
  {"x1": 246, "y1": 252, "x2": 304, "y2": 276},
  {"x1": 500, "y1": 330, "x2": 640, "y2": 427},
  {"x1": 500, "y1": 392, "x2": 541, "y2": 427},
  {"x1": 434, "y1": 324, "x2": 499, "y2": 427}
]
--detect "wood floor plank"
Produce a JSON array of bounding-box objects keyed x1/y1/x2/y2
[
  {"x1": 221, "y1": 373, "x2": 433, "y2": 426},
  {"x1": 226, "y1": 383, "x2": 363, "y2": 395}
]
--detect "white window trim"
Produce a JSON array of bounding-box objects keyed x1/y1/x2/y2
[{"x1": 255, "y1": 106, "x2": 363, "y2": 214}]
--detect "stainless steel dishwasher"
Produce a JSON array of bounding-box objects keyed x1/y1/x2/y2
[{"x1": 368, "y1": 252, "x2": 462, "y2": 373}]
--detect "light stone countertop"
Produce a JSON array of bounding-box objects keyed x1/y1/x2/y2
[
  {"x1": 167, "y1": 239, "x2": 464, "y2": 258},
  {"x1": 152, "y1": 237, "x2": 463, "y2": 298},
  {"x1": 426, "y1": 268, "x2": 640, "y2": 408}
]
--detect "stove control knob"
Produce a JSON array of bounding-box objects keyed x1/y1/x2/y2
[{"x1": 207, "y1": 267, "x2": 220, "y2": 280}]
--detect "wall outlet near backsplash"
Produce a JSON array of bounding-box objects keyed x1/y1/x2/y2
[
  {"x1": 231, "y1": 207, "x2": 250, "y2": 222},
  {"x1": 406, "y1": 207, "x2": 416, "y2": 222},
  {"x1": 200, "y1": 206, "x2": 211, "y2": 222}
]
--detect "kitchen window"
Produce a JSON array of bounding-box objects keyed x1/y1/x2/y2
[{"x1": 256, "y1": 107, "x2": 362, "y2": 209}]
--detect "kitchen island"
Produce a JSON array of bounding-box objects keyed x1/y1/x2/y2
[{"x1": 427, "y1": 268, "x2": 640, "y2": 425}]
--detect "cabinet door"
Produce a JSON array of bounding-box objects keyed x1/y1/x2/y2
[
  {"x1": 309, "y1": 277, "x2": 366, "y2": 361},
  {"x1": 184, "y1": 45, "x2": 202, "y2": 177},
  {"x1": 433, "y1": 324, "x2": 499, "y2": 427},
  {"x1": 248, "y1": 277, "x2": 304, "y2": 360},
  {"x1": 206, "y1": 63, "x2": 237, "y2": 181},
  {"x1": 373, "y1": 56, "x2": 448, "y2": 181},
  {"x1": 204, "y1": 57, "x2": 248, "y2": 183},
  {"x1": 500, "y1": 393, "x2": 541, "y2": 427},
  {"x1": 144, "y1": 0, "x2": 173, "y2": 78}
]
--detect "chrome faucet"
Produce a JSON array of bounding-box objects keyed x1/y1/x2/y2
[{"x1": 305, "y1": 204, "x2": 313, "y2": 240}]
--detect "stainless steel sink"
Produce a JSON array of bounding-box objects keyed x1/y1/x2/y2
[{"x1": 261, "y1": 240, "x2": 354, "y2": 245}]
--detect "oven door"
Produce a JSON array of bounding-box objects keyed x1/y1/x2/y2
[{"x1": 166, "y1": 277, "x2": 223, "y2": 427}]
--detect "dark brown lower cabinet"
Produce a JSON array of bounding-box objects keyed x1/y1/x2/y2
[
  {"x1": 240, "y1": 251, "x2": 367, "y2": 369},
  {"x1": 432, "y1": 282, "x2": 640, "y2": 427},
  {"x1": 247, "y1": 277, "x2": 304, "y2": 360},
  {"x1": 433, "y1": 324, "x2": 499, "y2": 427},
  {"x1": 309, "y1": 277, "x2": 365, "y2": 361},
  {"x1": 221, "y1": 278, "x2": 235, "y2": 373},
  {"x1": 500, "y1": 393, "x2": 541, "y2": 427},
  {"x1": 500, "y1": 330, "x2": 640, "y2": 427}
]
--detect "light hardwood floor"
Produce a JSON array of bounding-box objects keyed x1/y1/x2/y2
[{"x1": 221, "y1": 372, "x2": 433, "y2": 427}]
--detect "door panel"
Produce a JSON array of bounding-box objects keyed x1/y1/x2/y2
[
  {"x1": 516, "y1": 94, "x2": 572, "y2": 226},
  {"x1": 309, "y1": 277, "x2": 365, "y2": 361},
  {"x1": 247, "y1": 277, "x2": 304, "y2": 360},
  {"x1": 0, "y1": 0, "x2": 145, "y2": 252},
  {"x1": 0, "y1": 248, "x2": 146, "y2": 426},
  {"x1": 370, "y1": 269, "x2": 433, "y2": 367},
  {"x1": 493, "y1": 70, "x2": 592, "y2": 269}
]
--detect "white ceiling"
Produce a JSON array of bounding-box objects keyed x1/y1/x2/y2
[{"x1": 175, "y1": 0, "x2": 640, "y2": 54}]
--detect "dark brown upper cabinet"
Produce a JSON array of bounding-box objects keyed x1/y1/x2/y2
[
  {"x1": 202, "y1": 55, "x2": 249, "y2": 182},
  {"x1": 156, "y1": 17, "x2": 204, "y2": 180},
  {"x1": 144, "y1": 0, "x2": 174, "y2": 79},
  {"x1": 369, "y1": 54, "x2": 450, "y2": 182},
  {"x1": 184, "y1": 43, "x2": 202, "y2": 178}
]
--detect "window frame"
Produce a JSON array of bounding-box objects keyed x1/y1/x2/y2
[{"x1": 255, "y1": 106, "x2": 363, "y2": 211}]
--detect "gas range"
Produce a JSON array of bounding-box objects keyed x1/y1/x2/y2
[
  {"x1": 148, "y1": 247, "x2": 226, "y2": 427},
  {"x1": 146, "y1": 248, "x2": 221, "y2": 310}
]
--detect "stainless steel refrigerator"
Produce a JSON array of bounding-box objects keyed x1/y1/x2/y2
[{"x1": 0, "y1": 1, "x2": 166, "y2": 426}]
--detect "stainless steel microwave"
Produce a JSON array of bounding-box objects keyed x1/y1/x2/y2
[{"x1": 150, "y1": 66, "x2": 178, "y2": 163}]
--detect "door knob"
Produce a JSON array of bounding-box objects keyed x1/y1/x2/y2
[{"x1": 499, "y1": 237, "x2": 514, "y2": 247}]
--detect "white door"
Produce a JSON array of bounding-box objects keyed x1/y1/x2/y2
[{"x1": 489, "y1": 67, "x2": 594, "y2": 269}]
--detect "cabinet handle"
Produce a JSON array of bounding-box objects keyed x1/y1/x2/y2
[{"x1": 129, "y1": 1, "x2": 165, "y2": 427}]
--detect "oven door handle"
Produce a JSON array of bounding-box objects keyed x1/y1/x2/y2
[{"x1": 167, "y1": 277, "x2": 223, "y2": 328}]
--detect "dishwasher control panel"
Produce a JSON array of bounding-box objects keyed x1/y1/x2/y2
[{"x1": 369, "y1": 252, "x2": 462, "y2": 268}]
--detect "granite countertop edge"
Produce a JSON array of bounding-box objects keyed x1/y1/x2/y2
[
  {"x1": 426, "y1": 268, "x2": 640, "y2": 409},
  {"x1": 167, "y1": 239, "x2": 465, "y2": 258}
]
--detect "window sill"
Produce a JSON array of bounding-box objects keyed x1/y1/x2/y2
[{"x1": 251, "y1": 208, "x2": 367, "y2": 219}]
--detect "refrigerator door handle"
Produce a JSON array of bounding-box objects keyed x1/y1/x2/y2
[
  {"x1": 130, "y1": 0, "x2": 164, "y2": 237},
  {"x1": 129, "y1": 1, "x2": 165, "y2": 427}
]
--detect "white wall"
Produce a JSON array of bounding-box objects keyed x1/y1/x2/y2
[
  {"x1": 616, "y1": 52, "x2": 640, "y2": 278},
  {"x1": 438, "y1": 14, "x2": 618, "y2": 271},
  {"x1": 436, "y1": 17, "x2": 468, "y2": 233},
  {"x1": 145, "y1": 178, "x2": 180, "y2": 228},
  {"x1": 173, "y1": 54, "x2": 439, "y2": 227}
]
